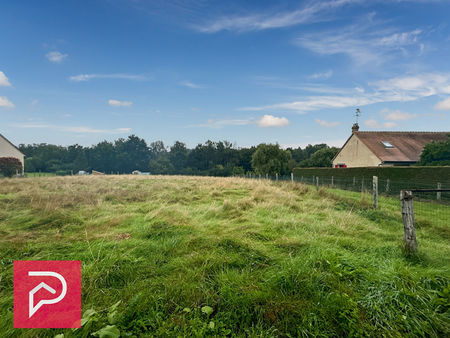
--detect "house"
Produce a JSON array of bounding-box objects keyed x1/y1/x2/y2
[
  {"x1": 0, "y1": 133, "x2": 25, "y2": 173},
  {"x1": 332, "y1": 124, "x2": 449, "y2": 168}
]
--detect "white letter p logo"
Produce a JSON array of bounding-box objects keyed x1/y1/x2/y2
[{"x1": 28, "y1": 271, "x2": 67, "y2": 318}]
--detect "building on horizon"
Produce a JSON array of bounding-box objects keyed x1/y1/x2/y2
[{"x1": 332, "y1": 124, "x2": 449, "y2": 168}]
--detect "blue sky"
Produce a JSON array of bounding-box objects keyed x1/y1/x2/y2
[{"x1": 1, "y1": 0, "x2": 450, "y2": 148}]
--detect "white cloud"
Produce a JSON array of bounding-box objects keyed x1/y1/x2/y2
[
  {"x1": 195, "y1": 0, "x2": 359, "y2": 33},
  {"x1": 310, "y1": 70, "x2": 333, "y2": 80},
  {"x1": 381, "y1": 108, "x2": 417, "y2": 121},
  {"x1": 180, "y1": 81, "x2": 203, "y2": 89},
  {"x1": 196, "y1": 118, "x2": 254, "y2": 128},
  {"x1": 315, "y1": 119, "x2": 340, "y2": 127},
  {"x1": 108, "y1": 99, "x2": 133, "y2": 107},
  {"x1": 0, "y1": 96, "x2": 14, "y2": 108},
  {"x1": 190, "y1": 114, "x2": 289, "y2": 128},
  {"x1": 364, "y1": 118, "x2": 397, "y2": 129},
  {"x1": 257, "y1": 115, "x2": 290, "y2": 128},
  {"x1": 0, "y1": 71, "x2": 11, "y2": 86},
  {"x1": 69, "y1": 73, "x2": 147, "y2": 82},
  {"x1": 242, "y1": 95, "x2": 372, "y2": 113},
  {"x1": 46, "y1": 51, "x2": 68, "y2": 63},
  {"x1": 295, "y1": 18, "x2": 423, "y2": 65},
  {"x1": 434, "y1": 97, "x2": 450, "y2": 110},
  {"x1": 14, "y1": 123, "x2": 131, "y2": 134},
  {"x1": 240, "y1": 72, "x2": 450, "y2": 113}
]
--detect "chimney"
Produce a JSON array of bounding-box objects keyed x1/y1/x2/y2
[{"x1": 352, "y1": 123, "x2": 359, "y2": 133}]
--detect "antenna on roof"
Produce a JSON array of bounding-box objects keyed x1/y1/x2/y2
[{"x1": 355, "y1": 108, "x2": 361, "y2": 124}]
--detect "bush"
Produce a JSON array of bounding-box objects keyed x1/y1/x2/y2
[
  {"x1": 417, "y1": 135, "x2": 450, "y2": 166},
  {"x1": 0, "y1": 157, "x2": 22, "y2": 177}
]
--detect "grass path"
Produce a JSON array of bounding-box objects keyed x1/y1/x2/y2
[{"x1": 0, "y1": 176, "x2": 448, "y2": 337}]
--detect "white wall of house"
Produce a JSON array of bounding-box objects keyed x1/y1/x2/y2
[
  {"x1": 333, "y1": 134, "x2": 381, "y2": 168},
  {"x1": 0, "y1": 135, "x2": 24, "y2": 172}
]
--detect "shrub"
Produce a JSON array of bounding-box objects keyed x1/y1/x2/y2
[{"x1": 0, "y1": 157, "x2": 22, "y2": 177}]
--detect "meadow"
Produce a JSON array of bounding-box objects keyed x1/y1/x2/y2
[{"x1": 0, "y1": 175, "x2": 448, "y2": 337}]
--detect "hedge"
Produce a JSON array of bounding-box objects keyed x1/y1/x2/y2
[{"x1": 293, "y1": 166, "x2": 450, "y2": 196}]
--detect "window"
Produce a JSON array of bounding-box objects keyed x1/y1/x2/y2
[{"x1": 381, "y1": 141, "x2": 394, "y2": 148}]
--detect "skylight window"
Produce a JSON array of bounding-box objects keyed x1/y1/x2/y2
[{"x1": 381, "y1": 141, "x2": 394, "y2": 148}]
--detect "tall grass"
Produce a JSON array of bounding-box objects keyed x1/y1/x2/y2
[{"x1": 0, "y1": 176, "x2": 448, "y2": 337}]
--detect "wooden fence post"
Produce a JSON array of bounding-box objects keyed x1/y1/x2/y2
[
  {"x1": 312, "y1": 175, "x2": 315, "y2": 184},
  {"x1": 386, "y1": 179, "x2": 390, "y2": 193},
  {"x1": 400, "y1": 190, "x2": 418, "y2": 253},
  {"x1": 266, "y1": 173, "x2": 268, "y2": 179},
  {"x1": 373, "y1": 176, "x2": 378, "y2": 209},
  {"x1": 259, "y1": 174, "x2": 261, "y2": 180},
  {"x1": 291, "y1": 172, "x2": 294, "y2": 183},
  {"x1": 353, "y1": 176, "x2": 356, "y2": 188},
  {"x1": 316, "y1": 176, "x2": 319, "y2": 191},
  {"x1": 276, "y1": 173, "x2": 278, "y2": 182},
  {"x1": 437, "y1": 182, "x2": 442, "y2": 200},
  {"x1": 331, "y1": 176, "x2": 334, "y2": 188}
]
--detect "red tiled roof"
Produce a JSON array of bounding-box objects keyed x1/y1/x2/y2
[{"x1": 355, "y1": 131, "x2": 449, "y2": 163}]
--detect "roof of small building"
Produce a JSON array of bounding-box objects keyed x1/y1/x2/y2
[
  {"x1": 0, "y1": 133, "x2": 24, "y2": 156},
  {"x1": 355, "y1": 131, "x2": 449, "y2": 163}
]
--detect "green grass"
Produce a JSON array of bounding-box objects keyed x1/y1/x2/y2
[
  {"x1": 0, "y1": 176, "x2": 449, "y2": 337},
  {"x1": 24, "y1": 172, "x2": 57, "y2": 177}
]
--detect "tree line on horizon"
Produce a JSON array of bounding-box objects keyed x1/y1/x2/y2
[
  {"x1": 18, "y1": 135, "x2": 339, "y2": 176},
  {"x1": 17, "y1": 134, "x2": 449, "y2": 176}
]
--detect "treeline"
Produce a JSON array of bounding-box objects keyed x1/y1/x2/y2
[{"x1": 19, "y1": 135, "x2": 339, "y2": 176}]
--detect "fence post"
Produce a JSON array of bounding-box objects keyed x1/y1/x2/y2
[
  {"x1": 331, "y1": 176, "x2": 334, "y2": 188},
  {"x1": 312, "y1": 175, "x2": 315, "y2": 184},
  {"x1": 373, "y1": 176, "x2": 378, "y2": 209},
  {"x1": 276, "y1": 173, "x2": 278, "y2": 182},
  {"x1": 259, "y1": 174, "x2": 261, "y2": 180},
  {"x1": 361, "y1": 178, "x2": 364, "y2": 193},
  {"x1": 266, "y1": 173, "x2": 268, "y2": 180},
  {"x1": 386, "y1": 179, "x2": 390, "y2": 193},
  {"x1": 353, "y1": 176, "x2": 356, "y2": 188},
  {"x1": 291, "y1": 172, "x2": 294, "y2": 183},
  {"x1": 316, "y1": 176, "x2": 319, "y2": 191},
  {"x1": 400, "y1": 190, "x2": 418, "y2": 253},
  {"x1": 437, "y1": 182, "x2": 442, "y2": 200}
]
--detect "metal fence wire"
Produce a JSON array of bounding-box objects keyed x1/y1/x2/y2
[
  {"x1": 240, "y1": 173, "x2": 449, "y2": 251},
  {"x1": 291, "y1": 175, "x2": 450, "y2": 201},
  {"x1": 411, "y1": 190, "x2": 450, "y2": 230}
]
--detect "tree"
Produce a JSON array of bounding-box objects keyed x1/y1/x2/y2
[
  {"x1": 0, "y1": 157, "x2": 22, "y2": 177},
  {"x1": 251, "y1": 144, "x2": 292, "y2": 175},
  {"x1": 299, "y1": 147, "x2": 339, "y2": 167},
  {"x1": 417, "y1": 136, "x2": 450, "y2": 166},
  {"x1": 232, "y1": 166, "x2": 245, "y2": 176},
  {"x1": 115, "y1": 135, "x2": 150, "y2": 172},
  {"x1": 169, "y1": 141, "x2": 189, "y2": 172}
]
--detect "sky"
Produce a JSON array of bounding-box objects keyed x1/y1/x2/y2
[{"x1": 1, "y1": 0, "x2": 450, "y2": 149}]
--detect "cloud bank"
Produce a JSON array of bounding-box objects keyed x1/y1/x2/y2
[
  {"x1": 0, "y1": 71, "x2": 11, "y2": 86},
  {"x1": 0, "y1": 96, "x2": 14, "y2": 108},
  {"x1": 109, "y1": 99, "x2": 133, "y2": 107},
  {"x1": 70, "y1": 73, "x2": 147, "y2": 82},
  {"x1": 15, "y1": 123, "x2": 131, "y2": 134},
  {"x1": 46, "y1": 51, "x2": 68, "y2": 63}
]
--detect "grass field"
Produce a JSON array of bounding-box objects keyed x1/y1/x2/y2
[{"x1": 0, "y1": 176, "x2": 449, "y2": 337}]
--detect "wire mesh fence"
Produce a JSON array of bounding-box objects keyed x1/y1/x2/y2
[
  {"x1": 239, "y1": 172, "x2": 449, "y2": 239},
  {"x1": 411, "y1": 190, "x2": 450, "y2": 232}
]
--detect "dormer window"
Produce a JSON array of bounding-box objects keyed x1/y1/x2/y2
[{"x1": 381, "y1": 141, "x2": 394, "y2": 148}]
